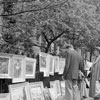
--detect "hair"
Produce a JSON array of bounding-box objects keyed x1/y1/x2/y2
[{"x1": 63, "y1": 44, "x2": 73, "y2": 49}]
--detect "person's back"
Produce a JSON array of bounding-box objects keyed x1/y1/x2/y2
[{"x1": 63, "y1": 49, "x2": 84, "y2": 80}]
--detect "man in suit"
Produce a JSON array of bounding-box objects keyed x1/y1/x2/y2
[{"x1": 63, "y1": 44, "x2": 84, "y2": 100}]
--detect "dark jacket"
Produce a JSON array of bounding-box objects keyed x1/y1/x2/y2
[{"x1": 63, "y1": 49, "x2": 84, "y2": 80}]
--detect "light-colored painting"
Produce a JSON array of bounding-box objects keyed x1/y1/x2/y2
[
  {"x1": 12, "y1": 55, "x2": 25, "y2": 83},
  {"x1": 0, "y1": 54, "x2": 12, "y2": 78},
  {"x1": 29, "y1": 82, "x2": 45, "y2": 100},
  {"x1": 9, "y1": 82, "x2": 31, "y2": 100},
  {"x1": 59, "y1": 58, "x2": 65, "y2": 74},
  {"x1": 60, "y1": 81, "x2": 65, "y2": 96},
  {"x1": 25, "y1": 57, "x2": 36, "y2": 78},
  {"x1": 54, "y1": 56, "x2": 59, "y2": 72}
]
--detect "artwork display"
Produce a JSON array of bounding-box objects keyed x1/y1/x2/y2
[
  {"x1": 54, "y1": 56, "x2": 59, "y2": 72},
  {"x1": 12, "y1": 55, "x2": 25, "y2": 83},
  {"x1": 0, "y1": 53, "x2": 13, "y2": 78},
  {"x1": 49, "y1": 55, "x2": 54, "y2": 75},
  {"x1": 50, "y1": 81, "x2": 57, "y2": 99},
  {"x1": 25, "y1": 57, "x2": 36, "y2": 78},
  {"x1": 29, "y1": 82, "x2": 45, "y2": 100},
  {"x1": 39, "y1": 52, "x2": 50, "y2": 76},
  {"x1": 0, "y1": 93, "x2": 10, "y2": 100},
  {"x1": 59, "y1": 58, "x2": 65, "y2": 74},
  {"x1": 55, "y1": 80, "x2": 61, "y2": 96},
  {"x1": 60, "y1": 81, "x2": 65, "y2": 95},
  {"x1": 9, "y1": 82, "x2": 31, "y2": 100}
]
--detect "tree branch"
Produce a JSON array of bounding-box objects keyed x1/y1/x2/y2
[
  {"x1": 42, "y1": 32, "x2": 49, "y2": 44},
  {"x1": 0, "y1": 0, "x2": 68, "y2": 17}
]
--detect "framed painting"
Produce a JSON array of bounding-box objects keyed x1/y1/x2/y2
[
  {"x1": 25, "y1": 57, "x2": 36, "y2": 79},
  {"x1": 50, "y1": 81, "x2": 57, "y2": 99},
  {"x1": 54, "y1": 56, "x2": 59, "y2": 72},
  {"x1": 0, "y1": 93, "x2": 10, "y2": 100},
  {"x1": 0, "y1": 53, "x2": 13, "y2": 78},
  {"x1": 29, "y1": 81, "x2": 45, "y2": 100},
  {"x1": 55, "y1": 80, "x2": 61, "y2": 97},
  {"x1": 9, "y1": 82, "x2": 31, "y2": 100},
  {"x1": 49, "y1": 55, "x2": 54, "y2": 75},
  {"x1": 60, "y1": 81, "x2": 65, "y2": 96},
  {"x1": 12, "y1": 55, "x2": 26, "y2": 83},
  {"x1": 39, "y1": 52, "x2": 48, "y2": 72},
  {"x1": 59, "y1": 58, "x2": 65, "y2": 74}
]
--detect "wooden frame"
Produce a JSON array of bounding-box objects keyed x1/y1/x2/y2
[
  {"x1": 0, "y1": 93, "x2": 10, "y2": 100},
  {"x1": 25, "y1": 57, "x2": 36, "y2": 79},
  {"x1": 9, "y1": 82, "x2": 31, "y2": 100},
  {"x1": 59, "y1": 58, "x2": 65, "y2": 74},
  {"x1": 29, "y1": 81, "x2": 45, "y2": 100},
  {"x1": 12, "y1": 55, "x2": 25, "y2": 83},
  {"x1": 0, "y1": 53, "x2": 13, "y2": 78}
]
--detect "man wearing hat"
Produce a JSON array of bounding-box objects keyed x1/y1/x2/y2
[{"x1": 63, "y1": 44, "x2": 84, "y2": 100}]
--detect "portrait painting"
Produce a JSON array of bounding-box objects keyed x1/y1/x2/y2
[
  {"x1": 29, "y1": 82, "x2": 45, "y2": 100},
  {"x1": 0, "y1": 93, "x2": 10, "y2": 100},
  {"x1": 25, "y1": 57, "x2": 36, "y2": 78},
  {"x1": 0, "y1": 53, "x2": 13, "y2": 78},
  {"x1": 49, "y1": 55, "x2": 54, "y2": 75},
  {"x1": 39, "y1": 52, "x2": 48, "y2": 72},
  {"x1": 9, "y1": 82, "x2": 31, "y2": 100},
  {"x1": 12, "y1": 55, "x2": 25, "y2": 83},
  {"x1": 59, "y1": 58, "x2": 65, "y2": 74},
  {"x1": 54, "y1": 56, "x2": 59, "y2": 72},
  {"x1": 60, "y1": 81, "x2": 65, "y2": 95}
]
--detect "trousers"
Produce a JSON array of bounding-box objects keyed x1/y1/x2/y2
[{"x1": 65, "y1": 79, "x2": 81, "y2": 100}]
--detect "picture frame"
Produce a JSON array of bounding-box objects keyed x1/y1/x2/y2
[
  {"x1": 29, "y1": 81, "x2": 45, "y2": 100},
  {"x1": 49, "y1": 55, "x2": 54, "y2": 75},
  {"x1": 59, "y1": 58, "x2": 65, "y2": 74},
  {"x1": 0, "y1": 93, "x2": 10, "y2": 100},
  {"x1": 50, "y1": 81, "x2": 57, "y2": 99},
  {"x1": 55, "y1": 80, "x2": 61, "y2": 97},
  {"x1": 25, "y1": 57, "x2": 36, "y2": 79},
  {"x1": 9, "y1": 82, "x2": 31, "y2": 100},
  {"x1": 54, "y1": 56, "x2": 59, "y2": 72},
  {"x1": 60, "y1": 81, "x2": 65, "y2": 96},
  {"x1": 0, "y1": 53, "x2": 13, "y2": 78},
  {"x1": 12, "y1": 55, "x2": 26, "y2": 83},
  {"x1": 39, "y1": 52, "x2": 49, "y2": 76}
]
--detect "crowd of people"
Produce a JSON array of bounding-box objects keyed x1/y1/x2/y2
[{"x1": 62, "y1": 44, "x2": 100, "y2": 100}]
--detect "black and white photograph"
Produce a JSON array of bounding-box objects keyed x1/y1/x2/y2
[{"x1": 0, "y1": 0, "x2": 98, "y2": 100}]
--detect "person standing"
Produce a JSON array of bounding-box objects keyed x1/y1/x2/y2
[{"x1": 63, "y1": 44, "x2": 84, "y2": 100}]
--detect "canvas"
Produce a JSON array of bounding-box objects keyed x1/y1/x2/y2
[
  {"x1": 9, "y1": 82, "x2": 31, "y2": 100},
  {"x1": 25, "y1": 57, "x2": 36, "y2": 78},
  {"x1": 60, "y1": 81, "x2": 65, "y2": 96},
  {"x1": 29, "y1": 81, "x2": 45, "y2": 100}
]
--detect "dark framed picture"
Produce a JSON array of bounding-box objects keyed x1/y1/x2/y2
[
  {"x1": 12, "y1": 55, "x2": 25, "y2": 83},
  {"x1": 9, "y1": 82, "x2": 31, "y2": 100},
  {"x1": 25, "y1": 57, "x2": 36, "y2": 78}
]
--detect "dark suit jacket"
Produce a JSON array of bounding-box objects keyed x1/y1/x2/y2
[{"x1": 63, "y1": 49, "x2": 84, "y2": 80}]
